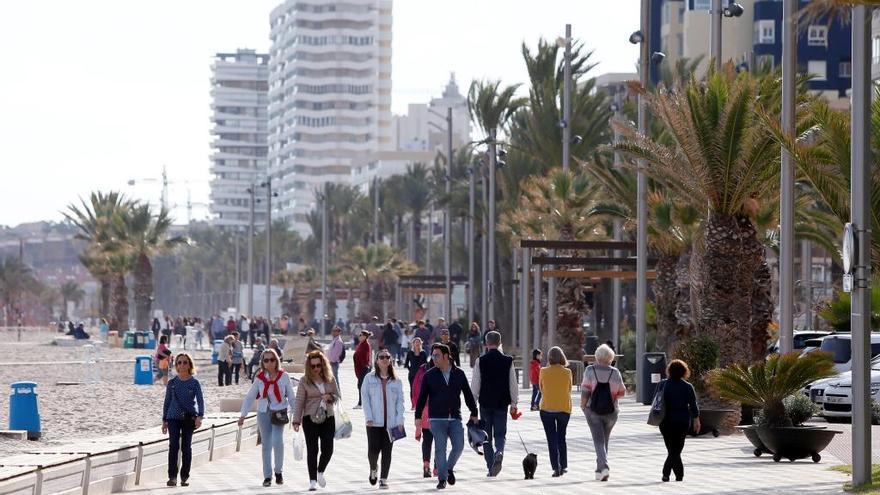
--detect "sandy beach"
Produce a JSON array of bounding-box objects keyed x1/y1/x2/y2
[{"x1": 0, "y1": 329, "x2": 263, "y2": 457}]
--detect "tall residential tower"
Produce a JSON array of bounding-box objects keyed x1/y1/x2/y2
[
  {"x1": 268, "y1": 0, "x2": 393, "y2": 235},
  {"x1": 209, "y1": 49, "x2": 270, "y2": 229}
]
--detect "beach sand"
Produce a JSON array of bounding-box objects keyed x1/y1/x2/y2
[{"x1": 0, "y1": 330, "x2": 259, "y2": 457}]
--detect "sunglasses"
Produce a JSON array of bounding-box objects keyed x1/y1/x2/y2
[
  {"x1": 262, "y1": 358, "x2": 277, "y2": 363},
  {"x1": 175, "y1": 360, "x2": 190, "y2": 366},
  {"x1": 378, "y1": 355, "x2": 392, "y2": 360},
  {"x1": 310, "y1": 363, "x2": 323, "y2": 369}
]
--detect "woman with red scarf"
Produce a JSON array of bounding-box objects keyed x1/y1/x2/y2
[
  {"x1": 353, "y1": 330, "x2": 373, "y2": 409},
  {"x1": 238, "y1": 348, "x2": 296, "y2": 487}
]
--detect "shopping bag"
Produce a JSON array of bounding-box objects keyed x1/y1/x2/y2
[
  {"x1": 646, "y1": 379, "x2": 667, "y2": 426},
  {"x1": 292, "y1": 429, "x2": 304, "y2": 461},
  {"x1": 334, "y1": 402, "x2": 352, "y2": 440}
]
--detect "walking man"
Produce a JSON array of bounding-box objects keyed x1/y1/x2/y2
[
  {"x1": 326, "y1": 325, "x2": 345, "y2": 387},
  {"x1": 470, "y1": 331, "x2": 519, "y2": 477},
  {"x1": 415, "y1": 343, "x2": 478, "y2": 490}
]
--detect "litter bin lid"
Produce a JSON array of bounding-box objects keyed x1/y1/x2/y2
[
  {"x1": 135, "y1": 355, "x2": 152, "y2": 361},
  {"x1": 10, "y1": 381, "x2": 37, "y2": 389}
]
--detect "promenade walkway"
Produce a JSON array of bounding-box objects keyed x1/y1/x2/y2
[{"x1": 130, "y1": 360, "x2": 851, "y2": 495}]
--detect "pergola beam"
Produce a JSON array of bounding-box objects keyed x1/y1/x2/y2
[
  {"x1": 520, "y1": 239, "x2": 637, "y2": 250},
  {"x1": 542, "y1": 270, "x2": 658, "y2": 279}
]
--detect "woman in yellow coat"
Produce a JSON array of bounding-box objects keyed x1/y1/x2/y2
[{"x1": 538, "y1": 346, "x2": 572, "y2": 478}]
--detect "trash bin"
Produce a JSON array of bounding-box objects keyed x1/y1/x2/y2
[
  {"x1": 134, "y1": 331, "x2": 146, "y2": 349},
  {"x1": 211, "y1": 339, "x2": 224, "y2": 365},
  {"x1": 123, "y1": 332, "x2": 135, "y2": 349},
  {"x1": 134, "y1": 356, "x2": 153, "y2": 385},
  {"x1": 144, "y1": 331, "x2": 156, "y2": 350},
  {"x1": 641, "y1": 352, "x2": 667, "y2": 405},
  {"x1": 584, "y1": 335, "x2": 600, "y2": 356},
  {"x1": 9, "y1": 382, "x2": 40, "y2": 440}
]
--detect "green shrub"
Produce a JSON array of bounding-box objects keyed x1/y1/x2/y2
[
  {"x1": 872, "y1": 399, "x2": 880, "y2": 426},
  {"x1": 674, "y1": 335, "x2": 720, "y2": 395},
  {"x1": 815, "y1": 287, "x2": 880, "y2": 332},
  {"x1": 783, "y1": 394, "x2": 817, "y2": 426}
]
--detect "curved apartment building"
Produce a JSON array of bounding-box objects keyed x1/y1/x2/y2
[{"x1": 268, "y1": 0, "x2": 393, "y2": 235}]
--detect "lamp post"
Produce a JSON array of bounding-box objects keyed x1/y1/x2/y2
[
  {"x1": 710, "y1": 0, "x2": 744, "y2": 71},
  {"x1": 468, "y1": 161, "x2": 477, "y2": 326},
  {"x1": 245, "y1": 185, "x2": 256, "y2": 318},
  {"x1": 850, "y1": 5, "x2": 873, "y2": 486},
  {"x1": 779, "y1": 0, "x2": 797, "y2": 355},
  {"x1": 320, "y1": 183, "x2": 329, "y2": 335},
  {"x1": 261, "y1": 180, "x2": 277, "y2": 323},
  {"x1": 560, "y1": 24, "x2": 572, "y2": 172},
  {"x1": 611, "y1": 94, "x2": 623, "y2": 350},
  {"x1": 429, "y1": 106, "x2": 455, "y2": 318},
  {"x1": 636, "y1": 0, "x2": 649, "y2": 404}
]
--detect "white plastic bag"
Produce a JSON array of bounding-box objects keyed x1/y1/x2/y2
[
  {"x1": 292, "y1": 429, "x2": 304, "y2": 461},
  {"x1": 334, "y1": 402, "x2": 352, "y2": 440}
]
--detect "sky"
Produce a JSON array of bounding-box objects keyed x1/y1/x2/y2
[{"x1": 0, "y1": 0, "x2": 639, "y2": 227}]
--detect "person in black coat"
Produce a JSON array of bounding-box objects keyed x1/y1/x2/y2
[
  {"x1": 439, "y1": 329, "x2": 460, "y2": 367},
  {"x1": 658, "y1": 359, "x2": 700, "y2": 482}
]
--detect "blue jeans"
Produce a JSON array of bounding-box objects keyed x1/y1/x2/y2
[
  {"x1": 429, "y1": 419, "x2": 464, "y2": 481},
  {"x1": 479, "y1": 407, "x2": 508, "y2": 471},
  {"x1": 540, "y1": 411, "x2": 570, "y2": 473},
  {"x1": 256, "y1": 411, "x2": 285, "y2": 478},
  {"x1": 531, "y1": 385, "x2": 542, "y2": 409},
  {"x1": 166, "y1": 419, "x2": 194, "y2": 480}
]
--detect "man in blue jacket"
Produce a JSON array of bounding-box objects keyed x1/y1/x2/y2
[{"x1": 415, "y1": 343, "x2": 479, "y2": 490}]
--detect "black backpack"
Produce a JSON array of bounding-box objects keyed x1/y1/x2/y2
[
  {"x1": 339, "y1": 345, "x2": 346, "y2": 362},
  {"x1": 589, "y1": 367, "x2": 615, "y2": 415}
]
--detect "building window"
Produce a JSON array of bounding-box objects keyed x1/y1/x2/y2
[
  {"x1": 756, "y1": 54, "x2": 774, "y2": 69},
  {"x1": 754, "y1": 20, "x2": 775, "y2": 45},
  {"x1": 678, "y1": 4, "x2": 685, "y2": 23},
  {"x1": 839, "y1": 60, "x2": 852, "y2": 78},
  {"x1": 677, "y1": 33, "x2": 684, "y2": 56},
  {"x1": 662, "y1": 2, "x2": 670, "y2": 24},
  {"x1": 807, "y1": 60, "x2": 827, "y2": 81},
  {"x1": 807, "y1": 25, "x2": 828, "y2": 46},
  {"x1": 873, "y1": 36, "x2": 880, "y2": 65},
  {"x1": 693, "y1": 0, "x2": 710, "y2": 10}
]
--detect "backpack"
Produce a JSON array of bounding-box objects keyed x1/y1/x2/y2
[
  {"x1": 339, "y1": 344, "x2": 346, "y2": 362},
  {"x1": 589, "y1": 367, "x2": 615, "y2": 415}
]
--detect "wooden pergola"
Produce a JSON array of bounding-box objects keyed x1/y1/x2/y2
[
  {"x1": 395, "y1": 274, "x2": 468, "y2": 319},
  {"x1": 513, "y1": 239, "x2": 657, "y2": 388}
]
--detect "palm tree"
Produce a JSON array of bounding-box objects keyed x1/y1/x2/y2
[
  {"x1": 613, "y1": 68, "x2": 784, "y2": 367},
  {"x1": 341, "y1": 244, "x2": 417, "y2": 320},
  {"x1": 59, "y1": 281, "x2": 85, "y2": 320},
  {"x1": 398, "y1": 163, "x2": 434, "y2": 266},
  {"x1": 64, "y1": 191, "x2": 130, "y2": 317},
  {"x1": 501, "y1": 168, "x2": 609, "y2": 359},
  {"x1": 112, "y1": 203, "x2": 184, "y2": 330},
  {"x1": 0, "y1": 258, "x2": 39, "y2": 326}
]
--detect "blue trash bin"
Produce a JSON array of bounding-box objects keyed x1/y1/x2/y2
[
  {"x1": 144, "y1": 331, "x2": 156, "y2": 350},
  {"x1": 134, "y1": 356, "x2": 153, "y2": 385},
  {"x1": 134, "y1": 331, "x2": 146, "y2": 349},
  {"x1": 9, "y1": 381, "x2": 40, "y2": 440},
  {"x1": 211, "y1": 339, "x2": 224, "y2": 365}
]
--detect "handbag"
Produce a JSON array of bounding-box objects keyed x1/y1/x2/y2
[
  {"x1": 270, "y1": 408, "x2": 289, "y2": 426},
  {"x1": 647, "y1": 379, "x2": 667, "y2": 427},
  {"x1": 312, "y1": 400, "x2": 328, "y2": 424},
  {"x1": 292, "y1": 429, "x2": 304, "y2": 461},
  {"x1": 171, "y1": 382, "x2": 198, "y2": 429}
]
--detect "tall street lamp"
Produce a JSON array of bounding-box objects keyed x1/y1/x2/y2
[
  {"x1": 261, "y1": 180, "x2": 277, "y2": 322},
  {"x1": 318, "y1": 183, "x2": 329, "y2": 334},
  {"x1": 429, "y1": 106, "x2": 455, "y2": 319},
  {"x1": 558, "y1": 24, "x2": 572, "y2": 172},
  {"x1": 779, "y1": 0, "x2": 797, "y2": 354},
  {"x1": 710, "y1": 0, "x2": 744, "y2": 70},
  {"x1": 635, "y1": 0, "x2": 650, "y2": 404},
  {"x1": 245, "y1": 184, "x2": 256, "y2": 318}
]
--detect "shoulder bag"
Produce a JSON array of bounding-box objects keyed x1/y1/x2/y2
[{"x1": 646, "y1": 379, "x2": 667, "y2": 426}]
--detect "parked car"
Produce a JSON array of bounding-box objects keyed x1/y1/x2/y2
[
  {"x1": 805, "y1": 355, "x2": 880, "y2": 421},
  {"x1": 814, "y1": 334, "x2": 880, "y2": 373},
  {"x1": 768, "y1": 331, "x2": 831, "y2": 355}
]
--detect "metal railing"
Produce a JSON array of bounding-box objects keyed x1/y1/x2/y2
[{"x1": 0, "y1": 414, "x2": 258, "y2": 495}]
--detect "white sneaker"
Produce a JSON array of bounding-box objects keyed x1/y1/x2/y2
[
  {"x1": 595, "y1": 471, "x2": 603, "y2": 481},
  {"x1": 600, "y1": 468, "x2": 609, "y2": 482},
  {"x1": 317, "y1": 472, "x2": 326, "y2": 488},
  {"x1": 309, "y1": 480, "x2": 317, "y2": 491},
  {"x1": 352, "y1": 405, "x2": 362, "y2": 410}
]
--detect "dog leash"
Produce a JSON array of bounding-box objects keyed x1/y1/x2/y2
[{"x1": 516, "y1": 429, "x2": 529, "y2": 453}]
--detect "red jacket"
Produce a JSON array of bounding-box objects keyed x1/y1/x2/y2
[
  {"x1": 412, "y1": 364, "x2": 431, "y2": 429},
  {"x1": 353, "y1": 340, "x2": 372, "y2": 377},
  {"x1": 529, "y1": 359, "x2": 541, "y2": 386}
]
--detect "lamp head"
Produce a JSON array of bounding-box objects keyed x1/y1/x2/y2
[
  {"x1": 651, "y1": 51, "x2": 666, "y2": 65},
  {"x1": 723, "y1": 2, "x2": 744, "y2": 17},
  {"x1": 629, "y1": 30, "x2": 644, "y2": 45},
  {"x1": 571, "y1": 135, "x2": 583, "y2": 146}
]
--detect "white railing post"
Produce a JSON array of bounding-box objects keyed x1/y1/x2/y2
[
  {"x1": 134, "y1": 442, "x2": 144, "y2": 486},
  {"x1": 34, "y1": 466, "x2": 43, "y2": 495},
  {"x1": 235, "y1": 425, "x2": 242, "y2": 452},
  {"x1": 208, "y1": 426, "x2": 216, "y2": 462},
  {"x1": 81, "y1": 455, "x2": 92, "y2": 495}
]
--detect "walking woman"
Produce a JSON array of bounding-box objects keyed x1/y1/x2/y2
[
  {"x1": 353, "y1": 330, "x2": 372, "y2": 409},
  {"x1": 412, "y1": 360, "x2": 435, "y2": 477},
  {"x1": 238, "y1": 348, "x2": 296, "y2": 487},
  {"x1": 293, "y1": 350, "x2": 341, "y2": 491},
  {"x1": 465, "y1": 322, "x2": 482, "y2": 368},
  {"x1": 539, "y1": 346, "x2": 572, "y2": 477},
  {"x1": 361, "y1": 349, "x2": 405, "y2": 489},
  {"x1": 529, "y1": 349, "x2": 542, "y2": 411},
  {"x1": 218, "y1": 335, "x2": 233, "y2": 386},
  {"x1": 658, "y1": 359, "x2": 700, "y2": 482},
  {"x1": 162, "y1": 352, "x2": 204, "y2": 487},
  {"x1": 404, "y1": 337, "x2": 428, "y2": 407},
  {"x1": 580, "y1": 344, "x2": 626, "y2": 481}
]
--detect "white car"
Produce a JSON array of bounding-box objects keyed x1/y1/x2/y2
[
  {"x1": 806, "y1": 355, "x2": 880, "y2": 420},
  {"x1": 814, "y1": 333, "x2": 880, "y2": 373}
]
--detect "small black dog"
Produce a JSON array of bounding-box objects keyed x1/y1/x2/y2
[{"x1": 522, "y1": 453, "x2": 538, "y2": 480}]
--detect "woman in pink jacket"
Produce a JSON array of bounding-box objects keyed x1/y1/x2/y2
[{"x1": 580, "y1": 344, "x2": 627, "y2": 482}]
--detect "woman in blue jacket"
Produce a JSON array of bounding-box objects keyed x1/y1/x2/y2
[{"x1": 361, "y1": 349, "x2": 406, "y2": 489}]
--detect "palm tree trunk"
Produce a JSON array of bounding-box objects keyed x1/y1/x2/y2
[
  {"x1": 100, "y1": 278, "x2": 111, "y2": 318},
  {"x1": 111, "y1": 273, "x2": 129, "y2": 331},
  {"x1": 695, "y1": 212, "x2": 751, "y2": 367},
  {"x1": 652, "y1": 253, "x2": 680, "y2": 355},
  {"x1": 674, "y1": 249, "x2": 694, "y2": 338},
  {"x1": 738, "y1": 215, "x2": 772, "y2": 362},
  {"x1": 134, "y1": 253, "x2": 153, "y2": 331}
]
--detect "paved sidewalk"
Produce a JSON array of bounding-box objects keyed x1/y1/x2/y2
[{"x1": 131, "y1": 360, "x2": 850, "y2": 494}]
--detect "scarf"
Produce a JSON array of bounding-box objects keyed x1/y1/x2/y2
[{"x1": 256, "y1": 369, "x2": 286, "y2": 402}]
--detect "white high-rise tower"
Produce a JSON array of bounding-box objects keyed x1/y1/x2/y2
[
  {"x1": 268, "y1": 0, "x2": 393, "y2": 235},
  {"x1": 209, "y1": 49, "x2": 270, "y2": 229}
]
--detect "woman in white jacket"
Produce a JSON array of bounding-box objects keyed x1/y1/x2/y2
[
  {"x1": 238, "y1": 348, "x2": 295, "y2": 487},
  {"x1": 361, "y1": 349, "x2": 405, "y2": 489}
]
